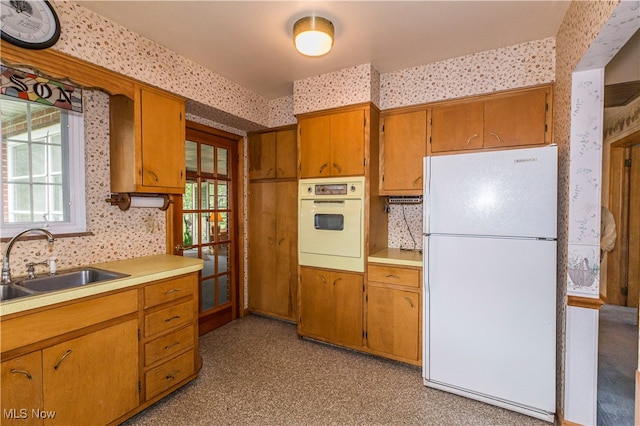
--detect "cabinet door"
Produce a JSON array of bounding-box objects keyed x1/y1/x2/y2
[
  {"x1": 330, "y1": 109, "x2": 365, "y2": 176},
  {"x1": 431, "y1": 101, "x2": 484, "y2": 153},
  {"x1": 275, "y1": 129, "x2": 297, "y2": 178},
  {"x1": 483, "y1": 89, "x2": 548, "y2": 148},
  {"x1": 1, "y1": 352, "x2": 43, "y2": 426},
  {"x1": 42, "y1": 319, "x2": 138, "y2": 426},
  {"x1": 299, "y1": 115, "x2": 331, "y2": 178},
  {"x1": 332, "y1": 271, "x2": 364, "y2": 347},
  {"x1": 248, "y1": 132, "x2": 276, "y2": 180},
  {"x1": 140, "y1": 88, "x2": 186, "y2": 190},
  {"x1": 248, "y1": 182, "x2": 277, "y2": 313},
  {"x1": 381, "y1": 110, "x2": 427, "y2": 193},
  {"x1": 299, "y1": 267, "x2": 333, "y2": 339},
  {"x1": 274, "y1": 181, "x2": 298, "y2": 318},
  {"x1": 367, "y1": 286, "x2": 420, "y2": 361}
]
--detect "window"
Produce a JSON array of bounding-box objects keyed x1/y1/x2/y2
[{"x1": 1, "y1": 96, "x2": 86, "y2": 236}]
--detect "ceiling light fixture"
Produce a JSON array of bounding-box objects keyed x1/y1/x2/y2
[{"x1": 293, "y1": 16, "x2": 334, "y2": 57}]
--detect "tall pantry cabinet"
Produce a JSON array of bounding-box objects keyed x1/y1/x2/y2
[{"x1": 248, "y1": 126, "x2": 298, "y2": 321}]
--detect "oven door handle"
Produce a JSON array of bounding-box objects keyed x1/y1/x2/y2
[{"x1": 312, "y1": 200, "x2": 345, "y2": 204}]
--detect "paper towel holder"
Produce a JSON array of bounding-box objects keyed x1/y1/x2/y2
[{"x1": 106, "y1": 193, "x2": 171, "y2": 211}]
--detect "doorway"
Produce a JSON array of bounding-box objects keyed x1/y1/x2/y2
[
  {"x1": 607, "y1": 137, "x2": 640, "y2": 307},
  {"x1": 598, "y1": 132, "x2": 639, "y2": 426},
  {"x1": 173, "y1": 121, "x2": 241, "y2": 335}
]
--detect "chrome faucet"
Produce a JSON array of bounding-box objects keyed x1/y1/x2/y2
[{"x1": 2, "y1": 228, "x2": 55, "y2": 284}]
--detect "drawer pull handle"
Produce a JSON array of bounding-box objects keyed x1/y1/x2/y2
[
  {"x1": 467, "y1": 134, "x2": 478, "y2": 145},
  {"x1": 385, "y1": 274, "x2": 400, "y2": 279},
  {"x1": 165, "y1": 315, "x2": 181, "y2": 323},
  {"x1": 164, "y1": 289, "x2": 181, "y2": 295},
  {"x1": 10, "y1": 369, "x2": 32, "y2": 380},
  {"x1": 413, "y1": 176, "x2": 423, "y2": 187},
  {"x1": 333, "y1": 277, "x2": 342, "y2": 285},
  {"x1": 319, "y1": 163, "x2": 328, "y2": 173},
  {"x1": 147, "y1": 170, "x2": 159, "y2": 182},
  {"x1": 404, "y1": 297, "x2": 415, "y2": 308},
  {"x1": 319, "y1": 275, "x2": 327, "y2": 284},
  {"x1": 165, "y1": 370, "x2": 180, "y2": 380},
  {"x1": 54, "y1": 350, "x2": 73, "y2": 370},
  {"x1": 332, "y1": 163, "x2": 342, "y2": 173},
  {"x1": 489, "y1": 132, "x2": 501, "y2": 143},
  {"x1": 164, "y1": 342, "x2": 180, "y2": 350}
]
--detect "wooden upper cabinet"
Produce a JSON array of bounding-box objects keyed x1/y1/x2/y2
[
  {"x1": 248, "y1": 127, "x2": 297, "y2": 180},
  {"x1": 299, "y1": 107, "x2": 366, "y2": 178},
  {"x1": 330, "y1": 109, "x2": 365, "y2": 177},
  {"x1": 380, "y1": 110, "x2": 427, "y2": 195},
  {"x1": 431, "y1": 101, "x2": 484, "y2": 153},
  {"x1": 483, "y1": 89, "x2": 548, "y2": 149},
  {"x1": 249, "y1": 132, "x2": 277, "y2": 180},
  {"x1": 430, "y1": 86, "x2": 552, "y2": 154},
  {"x1": 299, "y1": 115, "x2": 332, "y2": 178},
  {"x1": 110, "y1": 85, "x2": 186, "y2": 194}
]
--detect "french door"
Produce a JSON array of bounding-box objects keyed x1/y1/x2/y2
[{"x1": 175, "y1": 122, "x2": 240, "y2": 335}]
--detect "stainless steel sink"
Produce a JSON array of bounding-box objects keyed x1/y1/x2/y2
[
  {"x1": 16, "y1": 267, "x2": 129, "y2": 293},
  {"x1": 0, "y1": 284, "x2": 37, "y2": 301}
]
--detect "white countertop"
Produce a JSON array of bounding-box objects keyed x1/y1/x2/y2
[
  {"x1": 368, "y1": 248, "x2": 423, "y2": 268},
  {"x1": 0, "y1": 254, "x2": 204, "y2": 317}
]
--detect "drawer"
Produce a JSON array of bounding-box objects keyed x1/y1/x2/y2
[
  {"x1": 145, "y1": 350, "x2": 195, "y2": 400},
  {"x1": 368, "y1": 265, "x2": 420, "y2": 288},
  {"x1": 144, "y1": 301, "x2": 194, "y2": 337},
  {"x1": 144, "y1": 324, "x2": 195, "y2": 367},
  {"x1": 144, "y1": 275, "x2": 195, "y2": 308}
]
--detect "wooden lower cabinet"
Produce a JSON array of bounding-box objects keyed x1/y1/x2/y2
[
  {"x1": 366, "y1": 264, "x2": 422, "y2": 365},
  {"x1": 43, "y1": 319, "x2": 139, "y2": 425},
  {"x1": 0, "y1": 272, "x2": 200, "y2": 426},
  {"x1": 1, "y1": 352, "x2": 43, "y2": 426},
  {"x1": 298, "y1": 267, "x2": 363, "y2": 348},
  {"x1": 0, "y1": 319, "x2": 138, "y2": 426},
  {"x1": 298, "y1": 264, "x2": 422, "y2": 366}
]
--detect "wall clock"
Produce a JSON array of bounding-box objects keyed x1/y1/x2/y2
[{"x1": 1, "y1": 0, "x2": 60, "y2": 49}]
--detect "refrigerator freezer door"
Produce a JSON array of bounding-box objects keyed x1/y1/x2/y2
[
  {"x1": 426, "y1": 235, "x2": 556, "y2": 414},
  {"x1": 428, "y1": 146, "x2": 557, "y2": 238}
]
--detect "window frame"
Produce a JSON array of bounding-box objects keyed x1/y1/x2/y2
[{"x1": 1, "y1": 98, "x2": 86, "y2": 237}]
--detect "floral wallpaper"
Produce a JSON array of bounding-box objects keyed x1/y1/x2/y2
[
  {"x1": 293, "y1": 63, "x2": 380, "y2": 115},
  {"x1": 380, "y1": 37, "x2": 556, "y2": 110}
]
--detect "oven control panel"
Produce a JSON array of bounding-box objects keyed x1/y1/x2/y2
[{"x1": 299, "y1": 178, "x2": 364, "y2": 199}]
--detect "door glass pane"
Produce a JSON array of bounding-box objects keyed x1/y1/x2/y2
[
  {"x1": 186, "y1": 140, "x2": 198, "y2": 173},
  {"x1": 202, "y1": 251, "x2": 215, "y2": 278},
  {"x1": 217, "y1": 180, "x2": 228, "y2": 209},
  {"x1": 218, "y1": 274, "x2": 229, "y2": 304},
  {"x1": 218, "y1": 243, "x2": 229, "y2": 273},
  {"x1": 183, "y1": 180, "x2": 197, "y2": 209},
  {"x1": 217, "y1": 147, "x2": 228, "y2": 176},
  {"x1": 199, "y1": 213, "x2": 211, "y2": 245},
  {"x1": 217, "y1": 212, "x2": 228, "y2": 241},
  {"x1": 182, "y1": 213, "x2": 197, "y2": 246},
  {"x1": 201, "y1": 278, "x2": 215, "y2": 311},
  {"x1": 201, "y1": 180, "x2": 215, "y2": 210},
  {"x1": 202, "y1": 144, "x2": 215, "y2": 175}
]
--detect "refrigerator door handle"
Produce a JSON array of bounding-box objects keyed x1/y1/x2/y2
[{"x1": 423, "y1": 156, "x2": 431, "y2": 235}]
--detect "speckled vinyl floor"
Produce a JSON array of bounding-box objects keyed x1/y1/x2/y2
[{"x1": 122, "y1": 314, "x2": 549, "y2": 426}]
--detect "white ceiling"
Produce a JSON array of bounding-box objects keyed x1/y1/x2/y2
[{"x1": 75, "y1": 1, "x2": 572, "y2": 100}]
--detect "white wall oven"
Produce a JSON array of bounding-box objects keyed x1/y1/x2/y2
[{"x1": 298, "y1": 177, "x2": 365, "y2": 272}]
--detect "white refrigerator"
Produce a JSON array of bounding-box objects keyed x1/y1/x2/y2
[{"x1": 423, "y1": 145, "x2": 557, "y2": 422}]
